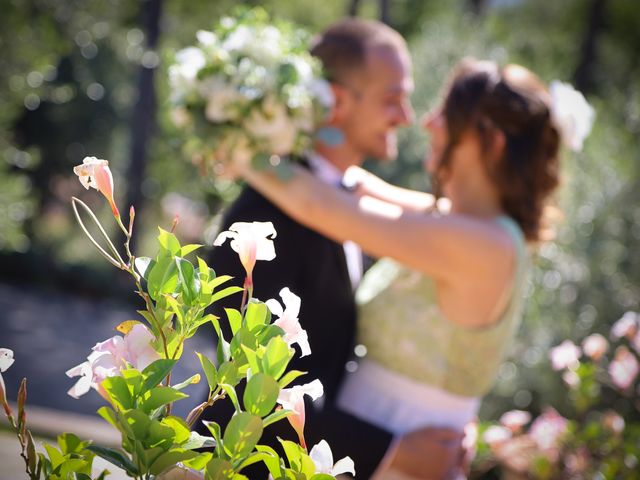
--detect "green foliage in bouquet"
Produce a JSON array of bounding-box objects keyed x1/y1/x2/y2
[{"x1": 0, "y1": 156, "x2": 353, "y2": 479}]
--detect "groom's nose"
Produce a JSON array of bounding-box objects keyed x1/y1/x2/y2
[{"x1": 393, "y1": 98, "x2": 415, "y2": 126}]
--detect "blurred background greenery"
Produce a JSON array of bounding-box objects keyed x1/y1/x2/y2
[{"x1": 1, "y1": 0, "x2": 639, "y2": 444}]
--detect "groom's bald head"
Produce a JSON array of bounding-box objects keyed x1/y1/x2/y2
[{"x1": 310, "y1": 18, "x2": 409, "y2": 87}]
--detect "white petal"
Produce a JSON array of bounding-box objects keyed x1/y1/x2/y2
[
  {"x1": 309, "y1": 440, "x2": 333, "y2": 473},
  {"x1": 280, "y1": 288, "x2": 301, "y2": 317},
  {"x1": 295, "y1": 329, "x2": 311, "y2": 357},
  {"x1": 0, "y1": 348, "x2": 14, "y2": 372},
  {"x1": 266, "y1": 298, "x2": 284, "y2": 317},
  {"x1": 332, "y1": 456, "x2": 356, "y2": 476},
  {"x1": 300, "y1": 379, "x2": 324, "y2": 401},
  {"x1": 213, "y1": 230, "x2": 237, "y2": 247},
  {"x1": 67, "y1": 375, "x2": 92, "y2": 399}
]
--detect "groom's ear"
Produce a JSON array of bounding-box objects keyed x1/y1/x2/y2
[{"x1": 328, "y1": 82, "x2": 353, "y2": 123}]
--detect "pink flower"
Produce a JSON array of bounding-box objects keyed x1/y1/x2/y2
[
  {"x1": 499, "y1": 410, "x2": 531, "y2": 433},
  {"x1": 309, "y1": 440, "x2": 355, "y2": 476},
  {"x1": 277, "y1": 379, "x2": 323, "y2": 449},
  {"x1": 608, "y1": 346, "x2": 639, "y2": 390},
  {"x1": 632, "y1": 332, "x2": 640, "y2": 355},
  {"x1": 549, "y1": 340, "x2": 581, "y2": 371},
  {"x1": 529, "y1": 408, "x2": 568, "y2": 451},
  {"x1": 213, "y1": 221, "x2": 276, "y2": 287},
  {"x1": 266, "y1": 288, "x2": 310, "y2": 357},
  {"x1": 582, "y1": 333, "x2": 608, "y2": 361},
  {"x1": 73, "y1": 156, "x2": 120, "y2": 218},
  {"x1": 483, "y1": 425, "x2": 512, "y2": 448},
  {"x1": 610, "y1": 312, "x2": 638, "y2": 340},
  {"x1": 66, "y1": 324, "x2": 160, "y2": 399}
]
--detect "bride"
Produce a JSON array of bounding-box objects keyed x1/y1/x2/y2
[{"x1": 218, "y1": 58, "x2": 592, "y2": 479}]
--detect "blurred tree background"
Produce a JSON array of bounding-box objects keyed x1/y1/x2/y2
[{"x1": 1, "y1": 0, "x2": 639, "y2": 450}]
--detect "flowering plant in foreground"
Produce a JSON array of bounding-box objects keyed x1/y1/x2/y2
[
  {"x1": 168, "y1": 7, "x2": 333, "y2": 173},
  {"x1": 1, "y1": 155, "x2": 353, "y2": 479},
  {"x1": 473, "y1": 312, "x2": 640, "y2": 480}
]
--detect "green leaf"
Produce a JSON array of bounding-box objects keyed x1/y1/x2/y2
[
  {"x1": 162, "y1": 416, "x2": 191, "y2": 444},
  {"x1": 182, "y1": 432, "x2": 217, "y2": 450},
  {"x1": 219, "y1": 383, "x2": 241, "y2": 412},
  {"x1": 150, "y1": 450, "x2": 199, "y2": 475},
  {"x1": 176, "y1": 257, "x2": 200, "y2": 305},
  {"x1": 223, "y1": 412, "x2": 264, "y2": 460},
  {"x1": 211, "y1": 286, "x2": 244, "y2": 304},
  {"x1": 310, "y1": 475, "x2": 336, "y2": 480},
  {"x1": 279, "y1": 439, "x2": 303, "y2": 471},
  {"x1": 141, "y1": 359, "x2": 178, "y2": 394},
  {"x1": 244, "y1": 301, "x2": 270, "y2": 331},
  {"x1": 172, "y1": 373, "x2": 201, "y2": 390},
  {"x1": 181, "y1": 243, "x2": 203, "y2": 257},
  {"x1": 147, "y1": 255, "x2": 179, "y2": 301},
  {"x1": 240, "y1": 345, "x2": 261, "y2": 377},
  {"x1": 196, "y1": 352, "x2": 218, "y2": 391},
  {"x1": 226, "y1": 308, "x2": 243, "y2": 335},
  {"x1": 277, "y1": 370, "x2": 307, "y2": 389},
  {"x1": 243, "y1": 373, "x2": 280, "y2": 417},
  {"x1": 203, "y1": 421, "x2": 223, "y2": 450},
  {"x1": 124, "y1": 409, "x2": 152, "y2": 441},
  {"x1": 56, "y1": 432, "x2": 84, "y2": 455},
  {"x1": 206, "y1": 457, "x2": 235, "y2": 480},
  {"x1": 237, "y1": 451, "x2": 279, "y2": 471},
  {"x1": 87, "y1": 445, "x2": 139, "y2": 476},
  {"x1": 142, "y1": 386, "x2": 188, "y2": 412},
  {"x1": 218, "y1": 362, "x2": 240, "y2": 387},
  {"x1": 255, "y1": 445, "x2": 282, "y2": 478},
  {"x1": 158, "y1": 227, "x2": 181, "y2": 255},
  {"x1": 261, "y1": 337, "x2": 293, "y2": 380},
  {"x1": 262, "y1": 408, "x2": 293, "y2": 428},
  {"x1": 184, "y1": 452, "x2": 214, "y2": 470},
  {"x1": 101, "y1": 375, "x2": 133, "y2": 410},
  {"x1": 256, "y1": 324, "x2": 285, "y2": 345}
]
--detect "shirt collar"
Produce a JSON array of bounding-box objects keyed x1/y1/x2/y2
[{"x1": 307, "y1": 151, "x2": 344, "y2": 186}]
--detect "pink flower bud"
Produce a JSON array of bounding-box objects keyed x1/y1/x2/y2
[{"x1": 582, "y1": 333, "x2": 608, "y2": 361}]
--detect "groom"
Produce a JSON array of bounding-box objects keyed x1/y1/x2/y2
[{"x1": 203, "y1": 18, "x2": 462, "y2": 478}]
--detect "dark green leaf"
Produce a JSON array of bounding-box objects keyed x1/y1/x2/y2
[
  {"x1": 196, "y1": 352, "x2": 218, "y2": 391},
  {"x1": 141, "y1": 359, "x2": 178, "y2": 394},
  {"x1": 149, "y1": 450, "x2": 199, "y2": 475},
  {"x1": 206, "y1": 457, "x2": 235, "y2": 480},
  {"x1": 87, "y1": 445, "x2": 139, "y2": 476}
]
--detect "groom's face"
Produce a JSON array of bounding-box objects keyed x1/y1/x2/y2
[{"x1": 340, "y1": 45, "x2": 414, "y2": 161}]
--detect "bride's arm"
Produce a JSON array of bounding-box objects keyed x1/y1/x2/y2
[
  {"x1": 344, "y1": 166, "x2": 442, "y2": 212},
  {"x1": 241, "y1": 164, "x2": 511, "y2": 287}
]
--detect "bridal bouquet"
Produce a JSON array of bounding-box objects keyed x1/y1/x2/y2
[
  {"x1": 168, "y1": 8, "x2": 333, "y2": 171},
  {"x1": 1, "y1": 157, "x2": 353, "y2": 479}
]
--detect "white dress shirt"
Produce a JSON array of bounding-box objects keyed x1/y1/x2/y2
[{"x1": 307, "y1": 152, "x2": 363, "y2": 289}]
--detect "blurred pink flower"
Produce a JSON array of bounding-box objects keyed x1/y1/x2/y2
[
  {"x1": 499, "y1": 410, "x2": 531, "y2": 433},
  {"x1": 602, "y1": 410, "x2": 625, "y2": 434},
  {"x1": 562, "y1": 369, "x2": 581, "y2": 389},
  {"x1": 213, "y1": 221, "x2": 276, "y2": 287},
  {"x1": 608, "y1": 346, "x2": 639, "y2": 390},
  {"x1": 632, "y1": 332, "x2": 640, "y2": 355},
  {"x1": 483, "y1": 425, "x2": 512, "y2": 448},
  {"x1": 549, "y1": 340, "x2": 581, "y2": 371},
  {"x1": 73, "y1": 156, "x2": 120, "y2": 218},
  {"x1": 582, "y1": 333, "x2": 608, "y2": 361},
  {"x1": 309, "y1": 440, "x2": 355, "y2": 476},
  {"x1": 610, "y1": 312, "x2": 638, "y2": 340},
  {"x1": 529, "y1": 407, "x2": 568, "y2": 451},
  {"x1": 66, "y1": 324, "x2": 160, "y2": 399},
  {"x1": 277, "y1": 379, "x2": 323, "y2": 449},
  {"x1": 266, "y1": 287, "x2": 310, "y2": 357}
]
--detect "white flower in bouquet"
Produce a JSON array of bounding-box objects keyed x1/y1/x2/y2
[
  {"x1": 244, "y1": 95, "x2": 298, "y2": 155},
  {"x1": 168, "y1": 8, "x2": 332, "y2": 170}
]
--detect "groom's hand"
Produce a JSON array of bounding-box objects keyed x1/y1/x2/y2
[{"x1": 383, "y1": 426, "x2": 466, "y2": 479}]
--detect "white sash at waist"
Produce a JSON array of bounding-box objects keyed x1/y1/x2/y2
[{"x1": 337, "y1": 359, "x2": 479, "y2": 435}]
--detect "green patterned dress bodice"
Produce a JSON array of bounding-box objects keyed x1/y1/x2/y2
[{"x1": 355, "y1": 216, "x2": 529, "y2": 397}]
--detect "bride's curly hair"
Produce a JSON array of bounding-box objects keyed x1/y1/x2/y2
[{"x1": 435, "y1": 58, "x2": 561, "y2": 243}]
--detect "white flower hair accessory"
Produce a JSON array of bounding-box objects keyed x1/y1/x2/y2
[{"x1": 549, "y1": 80, "x2": 595, "y2": 152}]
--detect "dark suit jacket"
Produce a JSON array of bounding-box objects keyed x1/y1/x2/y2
[{"x1": 198, "y1": 184, "x2": 393, "y2": 478}]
